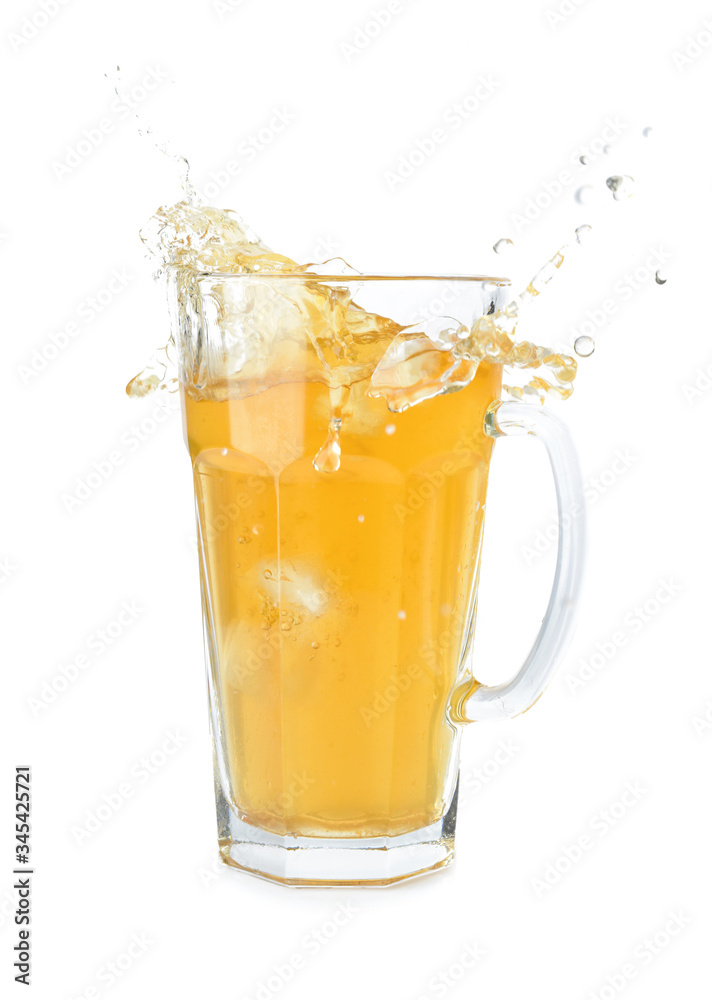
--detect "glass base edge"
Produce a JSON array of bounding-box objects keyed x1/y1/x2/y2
[{"x1": 217, "y1": 813, "x2": 455, "y2": 887}]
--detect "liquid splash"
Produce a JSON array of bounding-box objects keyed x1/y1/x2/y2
[
  {"x1": 493, "y1": 238, "x2": 514, "y2": 254},
  {"x1": 129, "y1": 202, "x2": 586, "y2": 467},
  {"x1": 575, "y1": 185, "x2": 595, "y2": 205},
  {"x1": 313, "y1": 386, "x2": 349, "y2": 473},
  {"x1": 574, "y1": 336, "x2": 595, "y2": 358},
  {"x1": 606, "y1": 175, "x2": 635, "y2": 201}
]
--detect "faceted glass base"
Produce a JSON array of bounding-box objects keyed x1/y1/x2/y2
[{"x1": 216, "y1": 785, "x2": 458, "y2": 887}]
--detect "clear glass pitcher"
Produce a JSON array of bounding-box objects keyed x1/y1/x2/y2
[{"x1": 174, "y1": 271, "x2": 585, "y2": 886}]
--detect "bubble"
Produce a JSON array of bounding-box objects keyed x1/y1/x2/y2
[
  {"x1": 385, "y1": 423, "x2": 396, "y2": 435},
  {"x1": 220, "y1": 448, "x2": 228, "y2": 456},
  {"x1": 252, "y1": 524, "x2": 263, "y2": 535},
  {"x1": 574, "y1": 335, "x2": 595, "y2": 358},
  {"x1": 579, "y1": 155, "x2": 589, "y2": 165},
  {"x1": 357, "y1": 514, "x2": 365, "y2": 523},
  {"x1": 575, "y1": 185, "x2": 595, "y2": 205},
  {"x1": 575, "y1": 225, "x2": 593, "y2": 245},
  {"x1": 311, "y1": 642, "x2": 320, "y2": 649},
  {"x1": 643, "y1": 126, "x2": 653, "y2": 138},
  {"x1": 493, "y1": 238, "x2": 514, "y2": 254},
  {"x1": 606, "y1": 175, "x2": 635, "y2": 201},
  {"x1": 397, "y1": 610, "x2": 407, "y2": 620},
  {"x1": 655, "y1": 270, "x2": 667, "y2": 285}
]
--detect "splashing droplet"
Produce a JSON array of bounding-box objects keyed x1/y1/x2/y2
[
  {"x1": 642, "y1": 126, "x2": 653, "y2": 138},
  {"x1": 574, "y1": 335, "x2": 595, "y2": 358},
  {"x1": 606, "y1": 175, "x2": 635, "y2": 201},
  {"x1": 493, "y1": 238, "x2": 514, "y2": 254},
  {"x1": 575, "y1": 185, "x2": 595, "y2": 205},
  {"x1": 575, "y1": 225, "x2": 593, "y2": 245},
  {"x1": 313, "y1": 386, "x2": 349, "y2": 473},
  {"x1": 655, "y1": 270, "x2": 667, "y2": 285}
]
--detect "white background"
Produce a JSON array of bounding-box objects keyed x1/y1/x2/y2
[{"x1": 2, "y1": 0, "x2": 711, "y2": 997}]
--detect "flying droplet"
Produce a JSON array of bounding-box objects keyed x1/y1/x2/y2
[
  {"x1": 574, "y1": 336, "x2": 595, "y2": 358},
  {"x1": 575, "y1": 185, "x2": 595, "y2": 205},
  {"x1": 579, "y1": 155, "x2": 589, "y2": 165},
  {"x1": 606, "y1": 175, "x2": 635, "y2": 201},
  {"x1": 655, "y1": 270, "x2": 667, "y2": 285},
  {"x1": 642, "y1": 126, "x2": 653, "y2": 138},
  {"x1": 575, "y1": 225, "x2": 593, "y2": 245},
  {"x1": 493, "y1": 238, "x2": 514, "y2": 254}
]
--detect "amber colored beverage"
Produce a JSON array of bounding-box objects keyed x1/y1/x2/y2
[{"x1": 185, "y1": 362, "x2": 501, "y2": 839}]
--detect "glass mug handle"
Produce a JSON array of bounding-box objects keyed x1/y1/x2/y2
[{"x1": 453, "y1": 400, "x2": 586, "y2": 723}]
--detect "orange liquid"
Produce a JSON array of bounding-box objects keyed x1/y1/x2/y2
[{"x1": 185, "y1": 363, "x2": 501, "y2": 838}]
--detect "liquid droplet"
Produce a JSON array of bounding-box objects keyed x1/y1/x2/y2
[
  {"x1": 602, "y1": 144, "x2": 611, "y2": 155},
  {"x1": 643, "y1": 126, "x2": 653, "y2": 138},
  {"x1": 579, "y1": 155, "x2": 589, "y2": 165},
  {"x1": 606, "y1": 175, "x2": 635, "y2": 201},
  {"x1": 655, "y1": 270, "x2": 667, "y2": 285},
  {"x1": 397, "y1": 610, "x2": 407, "y2": 620},
  {"x1": 575, "y1": 225, "x2": 593, "y2": 245},
  {"x1": 385, "y1": 423, "x2": 396, "y2": 435},
  {"x1": 493, "y1": 238, "x2": 514, "y2": 254},
  {"x1": 574, "y1": 335, "x2": 595, "y2": 358},
  {"x1": 313, "y1": 386, "x2": 349, "y2": 473},
  {"x1": 575, "y1": 185, "x2": 595, "y2": 205},
  {"x1": 357, "y1": 514, "x2": 365, "y2": 523},
  {"x1": 311, "y1": 642, "x2": 320, "y2": 649}
]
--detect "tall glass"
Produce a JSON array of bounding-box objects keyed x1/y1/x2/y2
[{"x1": 175, "y1": 273, "x2": 585, "y2": 886}]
